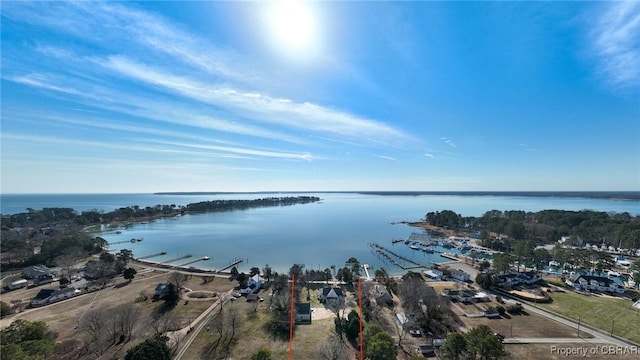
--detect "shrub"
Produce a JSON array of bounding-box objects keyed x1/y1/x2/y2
[{"x1": 507, "y1": 303, "x2": 523, "y2": 314}]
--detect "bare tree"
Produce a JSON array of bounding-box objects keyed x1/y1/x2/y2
[
  {"x1": 80, "y1": 308, "x2": 108, "y2": 354},
  {"x1": 317, "y1": 335, "x2": 349, "y2": 360},
  {"x1": 202, "y1": 304, "x2": 244, "y2": 359},
  {"x1": 106, "y1": 311, "x2": 120, "y2": 344},
  {"x1": 150, "y1": 312, "x2": 181, "y2": 336},
  {"x1": 170, "y1": 271, "x2": 188, "y2": 291},
  {"x1": 398, "y1": 277, "x2": 451, "y2": 335},
  {"x1": 56, "y1": 247, "x2": 83, "y2": 278},
  {"x1": 326, "y1": 297, "x2": 347, "y2": 340},
  {"x1": 10, "y1": 299, "x2": 24, "y2": 313},
  {"x1": 117, "y1": 304, "x2": 139, "y2": 341}
]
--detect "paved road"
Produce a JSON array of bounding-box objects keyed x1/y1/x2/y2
[{"x1": 503, "y1": 337, "x2": 613, "y2": 344}]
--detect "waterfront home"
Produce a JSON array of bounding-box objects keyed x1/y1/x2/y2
[
  {"x1": 318, "y1": 286, "x2": 343, "y2": 303},
  {"x1": 30, "y1": 287, "x2": 80, "y2": 307},
  {"x1": 565, "y1": 274, "x2": 624, "y2": 294},
  {"x1": 424, "y1": 269, "x2": 444, "y2": 280},
  {"x1": 450, "y1": 269, "x2": 471, "y2": 282},
  {"x1": 295, "y1": 303, "x2": 312, "y2": 324},
  {"x1": 241, "y1": 274, "x2": 263, "y2": 294}
]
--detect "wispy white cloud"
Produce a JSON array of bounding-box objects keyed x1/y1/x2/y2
[
  {"x1": 440, "y1": 137, "x2": 457, "y2": 148},
  {"x1": 6, "y1": 72, "x2": 308, "y2": 145},
  {"x1": 100, "y1": 56, "x2": 410, "y2": 145},
  {"x1": 424, "y1": 153, "x2": 435, "y2": 159},
  {"x1": 375, "y1": 155, "x2": 397, "y2": 161},
  {"x1": 591, "y1": 2, "x2": 640, "y2": 88},
  {"x1": 2, "y1": 133, "x2": 312, "y2": 162},
  {"x1": 10, "y1": 74, "x2": 83, "y2": 96}
]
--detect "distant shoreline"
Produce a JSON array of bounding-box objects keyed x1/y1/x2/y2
[{"x1": 154, "y1": 191, "x2": 640, "y2": 201}]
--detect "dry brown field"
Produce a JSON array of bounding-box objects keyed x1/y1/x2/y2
[
  {"x1": 451, "y1": 301, "x2": 589, "y2": 339},
  {"x1": 0, "y1": 267, "x2": 235, "y2": 359}
]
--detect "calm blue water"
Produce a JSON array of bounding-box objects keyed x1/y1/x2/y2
[{"x1": 2, "y1": 193, "x2": 639, "y2": 275}]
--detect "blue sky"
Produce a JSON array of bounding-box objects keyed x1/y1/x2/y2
[{"x1": 1, "y1": 1, "x2": 639, "y2": 193}]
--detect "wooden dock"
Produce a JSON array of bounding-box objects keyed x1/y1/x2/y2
[
  {"x1": 217, "y1": 258, "x2": 243, "y2": 272},
  {"x1": 162, "y1": 254, "x2": 192, "y2": 264},
  {"x1": 369, "y1": 243, "x2": 431, "y2": 271},
  {"x1": 106, "y1": 238, "x2": 143, "y2": 246},
  {"x1": 137, "y1": 251, "x2": 167, "y2": 260},
  {"x1": 178, "y1": 256, "x2": 210, "y2": 267}
]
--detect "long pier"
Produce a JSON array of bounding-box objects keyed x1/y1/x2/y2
[
  {"x1": 137, "y1": 252, "x2": 167, "y2": 260},
  {"x1": 178, "y1": 256, "x2": 210, "y2": 267},
  {"x1": 217, "y1": 258, "x2": 243, "y2": 272},
  {"x1": 162, "y1": 254, "x2": 192, "y2": 264},
  {"x1": 106, "y1": 238, "x2": 143, "y2": 246}
]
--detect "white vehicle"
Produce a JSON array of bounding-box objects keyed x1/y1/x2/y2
[{"x1": 7, "y1": 279, "x2": 28, "y2": 290}]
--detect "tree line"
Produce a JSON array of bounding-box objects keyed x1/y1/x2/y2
[{"x1": 425, "y1": 209, "x2": 640, "y2": 249}]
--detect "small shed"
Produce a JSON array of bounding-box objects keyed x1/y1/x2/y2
[{"x1": 295, "y1": 303, "x2": 312, "y2": 324}]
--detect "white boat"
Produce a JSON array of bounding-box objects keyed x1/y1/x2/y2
[
  {"x1": 615, "y1": 256, "x2": 631, "y2": 266},
  {"x1": 607, "y1": 270, "x2": 621, "y2": 277},
  {"x1": 549, "y1": 260, "x2": 560, "y2": 267}
]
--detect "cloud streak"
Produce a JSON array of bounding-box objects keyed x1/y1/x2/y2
[
  {"x1": 591, "y1": 2, "x2": 640, "y2": 88},
  {"x1": 440, "y1": 137, "x2": 457, "y2": 148},
  {"x1": 375, "y1": 155, "x2": 397, "y2": 161},
  {"x1": 100, "y1": 56, "x2": 409, "y2": 145}
]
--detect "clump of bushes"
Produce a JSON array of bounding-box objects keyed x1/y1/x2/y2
[{"x1": 507, "y1": 303, "x2": 523, "y2": 314}]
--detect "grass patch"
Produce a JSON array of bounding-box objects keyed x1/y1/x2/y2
[
  {"x1": 539, "y1": 291, "x2": 640, "y2": 344},
  {"x1": 181, "y1": 297, "x2": 337, "y2": 360}
]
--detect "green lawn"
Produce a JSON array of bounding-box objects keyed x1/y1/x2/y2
[{"x1": 539, "y1": 291, "x2": 640, "y2": 345}]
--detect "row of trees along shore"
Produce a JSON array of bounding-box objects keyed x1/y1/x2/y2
[
  {"x1": 425, "y1": 209, "x2": 640, "y2": 250},
  {"x1": 0, "y1": 196, "x2": 320, "y2": 270}
]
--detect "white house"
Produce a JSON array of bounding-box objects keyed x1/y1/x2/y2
[
  {"x1": 30, "y1": 288, "x2": 80, "y2": 307},
  {"x1": 450, "y1": 269, "x2": 471, "y2": 282},
  {"x1": 318, "y1": 286, "x2": 343, "y2": 303},
  {"x1": 424, "y1": 269, "x2": 444, "y2": 280},
  {"x1": 565, "y1": 274, "x2": 624, "y2": 294},
  {"x1": 241, "y1": 274, "x2": 263, "y2": 294}
]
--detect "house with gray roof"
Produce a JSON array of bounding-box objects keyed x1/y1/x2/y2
[{"x1": 318, "y1": 286, "x2": 343, "y2": 303}]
